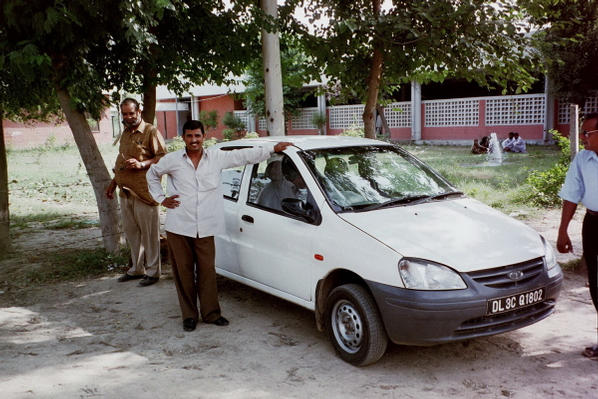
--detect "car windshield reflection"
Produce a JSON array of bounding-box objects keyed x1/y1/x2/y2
[{"x1": 300, "y1": 145, "x2": 458, "y2": 212}]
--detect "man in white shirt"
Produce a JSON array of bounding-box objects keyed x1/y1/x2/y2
[
  {"x1": 511, "y1": 133, "x2": 527, "y2": 153},
  {"x1": 147, "y1": 120, "x2": 292, "y2": 332},
  {"x1": 502, "y1": 132, "x2": 516, "y2": 152},
  {"x1": 557, "y1": 112, "x2": 598, "y2": 359}
]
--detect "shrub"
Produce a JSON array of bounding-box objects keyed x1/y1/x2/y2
[
  {"x1": 340, "y1": 125, "x2": 364, "y2": 137},
  {"x1": 166, "y1": 136, "x2": 185, "y2": 152},
  {"x1": 525, "y1": 130, "x2": 571, "y2": 206}
]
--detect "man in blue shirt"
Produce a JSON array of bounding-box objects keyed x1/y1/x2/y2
[{"x1": 557, "y1": 112, "x2": 598, "y2": 359}]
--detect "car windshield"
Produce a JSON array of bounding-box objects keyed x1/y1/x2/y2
[{"x1": 300, "y1": 145, "x2": 459, "y2": 212}]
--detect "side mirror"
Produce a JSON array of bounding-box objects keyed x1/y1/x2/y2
[{"x1": 281, "y1": 198, "x2": 321, "y2": 224}]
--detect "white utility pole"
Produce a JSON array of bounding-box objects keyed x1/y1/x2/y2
[
  {"x1": 569, "y1": 104, "x2": 579, "y2": 160},
  {"x1": 261, "y1": 0, "x2": 285, "y2": 136}
]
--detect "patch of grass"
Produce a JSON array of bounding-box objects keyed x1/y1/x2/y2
[
  {"x1": 10, "y1": 213, "x2": 98, "y2": 230},
  {"x1": 23, "y1": 247, "x2": 130, "y2": 285},
  {"x1": 559, "y1": 258, "x2": 583, "y2": 272},
  {"x1": 402, "y1": 144, "x2": 562, "y2": 214}
]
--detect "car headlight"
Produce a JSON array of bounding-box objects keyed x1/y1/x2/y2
[
  {"x1": 398, "y1": 258, "x2": 467, "y2": 290},
  {"x1": 542, "y1": 237, "x2": 562, "y2": 278}
]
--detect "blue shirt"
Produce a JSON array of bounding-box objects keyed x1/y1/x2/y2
[{"x1": 559, "y1": 149, "x2": 598, "y2": 211}]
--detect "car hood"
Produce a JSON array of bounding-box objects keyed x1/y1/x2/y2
[{"x1": 338, "y1": 198, "x2": 545, "y2": 272}]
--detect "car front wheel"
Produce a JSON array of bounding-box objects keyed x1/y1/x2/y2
[{"x1": 325, "y1": 284, "x2": 388, "y2": 366}]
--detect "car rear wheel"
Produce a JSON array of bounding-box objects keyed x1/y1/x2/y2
[{"x1": 325, "y1": 284, "x2": 388, "y2": 366}]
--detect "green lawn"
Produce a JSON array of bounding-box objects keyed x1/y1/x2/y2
[{"x1": 403, "y1": 144, "x2": 561, "y2": 217}]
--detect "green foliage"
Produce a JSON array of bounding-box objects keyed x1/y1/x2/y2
[
  {"x1": 294, "y1": 0, "x2": 538, "y2": 104},
  {"x1": 222, "y1": 112, "x2": 246, "y2": 140},
  {"x1": 199, "y1": 110, "x2": 219, "y2": 132},
  {"x1": 312, "y1": 112, "x2": 327, "y2": 134},
  {"x1": 525, "y1": 130, "x2": 572, "y2": 206},
  {"x1": 243, "y1": 34, "x2": 318, "y2": 118},
  {"x1": 522, "y1": 0, "x2": 598, "y2": 105},
  {"x1": 340, "y1": 126, "x2": 365, "y2": 137},
  {"x1": 166, "y1": 136, "x2": 186, "y2": 152},
  {"x1": 244, "y1": 132, "x2": 260, "y2": 139}
]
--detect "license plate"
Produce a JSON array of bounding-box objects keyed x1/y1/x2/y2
[{"x1": 487, "y1": 288, "x2": 545, "y2": 315}]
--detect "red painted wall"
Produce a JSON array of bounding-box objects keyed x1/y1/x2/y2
[{"x1": 3, "y1": 109, "x2": 114, "y2": 149}]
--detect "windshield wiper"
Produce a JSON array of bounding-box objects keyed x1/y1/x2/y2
[
  {"x1": 354, "y1": 195, "x2": 430, "y2": 212},
  {"x1": 424, "y1": 191, "x2": 464, "y2": 201}
]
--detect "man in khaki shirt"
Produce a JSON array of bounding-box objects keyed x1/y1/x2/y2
[{"x1": 106, "y1": 98, "x2": 167, "y2": 286}]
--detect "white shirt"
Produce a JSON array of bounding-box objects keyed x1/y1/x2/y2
[
  {"x1": 502, "y1": 137, "x2": 515, "y2": 150},
  {"x1": 559, "y1": 149, "x2": 598, "y2": 212},
  {"x1": 147, "y1": 144, "x2": 275, "y2": 238},
  {"x1": 511, "y1": 137, "x2": 526, "y2": 153}
]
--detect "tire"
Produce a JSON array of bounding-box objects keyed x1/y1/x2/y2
[{"x1": 325, "y1": 283, "x2": 388, "y2": 366}]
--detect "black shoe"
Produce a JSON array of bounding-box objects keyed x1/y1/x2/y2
[
  {"x1": 138, "y1": 275, "x2": 159, "y2": 287},
  {"x1": 207, "y1": 316, "x2": 229, "y2": 326},
  {"x1": 117, "y1": 273, "x2": 144, "y2": 282},
  {"x1": 183, "y1": 318, "x2": 197, "y2": 332}
]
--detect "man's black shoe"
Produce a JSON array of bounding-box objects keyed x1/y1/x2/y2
[
  {"x1": 117, "y1": 273, "x2": 144, "y2": 282},
  {"x1": 207, "y1": 316, "x2": 229, "y2": 326},
  {"x1": 183, "y1": 318, "x2": 197, "y2": 331},
  {"x1": 138, "y1": 275, "x2": 159, "y2": 287}
]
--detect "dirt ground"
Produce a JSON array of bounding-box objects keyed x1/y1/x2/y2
[{"x1": 0, "y1": 209, "x2": 597, "y2": 399}]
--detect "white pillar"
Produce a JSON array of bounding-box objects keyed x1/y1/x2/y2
[
  {"x1": 411, "y1": 81, "x2": 422, "y2": 142},
  {"x1": 247, "y1": 109, "x2": 257, "y2": 132},
  {"x1": 191, "y1": 95, "x2": 200, "y2": 120},
  {"x1": 317, "y1": 92, "x2": 327, "y2": 135},
  {"x1": 261, "y1": 0, "x2": 285, "y2": 136},
  {"x1": 544, "y1": 76, "x2": 554, "y2": 142},
  {"x1": 570, "y1": 104, "x2": 579, "y2": 160}
]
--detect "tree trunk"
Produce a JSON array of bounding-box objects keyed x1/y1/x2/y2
[
  {"x1": 0, "y1": 111, "x2": 9, "y2": 253},
  {"x1": 55, "y1": 87, "x2": 122, "y2": 253},
  {"x1": 142, "y1": 81, "x2": 157, "y2": 125},
  {"x1": 375, "y1": 104, "x2": 392, "y2": 139},
  {"x1": 363, "y1": 0, "x2": 383, "y2": 139}
]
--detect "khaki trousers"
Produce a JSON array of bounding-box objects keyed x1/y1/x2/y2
[
  {"x1": 166, "y1": 232, "x2": 222, "y2": 322},
  {"x1": 120, "y1": 194, "x2": 161, "y2": 278}
]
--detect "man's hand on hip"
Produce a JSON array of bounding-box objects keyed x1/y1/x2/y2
[{"x1": 162, "y1": 195, "x2": 180, "y2": 209}]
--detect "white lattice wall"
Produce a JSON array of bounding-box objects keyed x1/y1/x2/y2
[
  {"x1": 233, "y1": 110, "x2": 250, "y2": 130},
  {"x1": 291, "y1": 107, "x2": 318, "y2": 129},
  {"x1": 258, "y1": 117, "x2": 267, "y2": 130},
  {"x1": 329, "y1": 104, "x2": 365, "y2": 129},
  {"x1": 558, "y1": 96, "x2": 598, "y2": 124},
  {"x1": 485, "y1": 95, "x2": 545, "y2": 126},
  {"x1": 383, "y1": 102, "x2": 411, "y2": 127},
  {"x1": 424, "y1": 99, "x2": 479, "y2": 127}
]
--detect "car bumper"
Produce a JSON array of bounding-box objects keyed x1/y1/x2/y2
[{"x1": 366, "y1": 268, "x2": 563, "y2": 346}]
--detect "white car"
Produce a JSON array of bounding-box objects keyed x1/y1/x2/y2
[{"x1": 214, "y1": 136, "x2": 563, "y2": 366}]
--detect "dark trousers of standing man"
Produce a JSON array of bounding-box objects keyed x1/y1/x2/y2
[
  {"x1": 166, "y1": 232, "x2": 222, "y2": 323},
  {"x1": 582, "y1": 212, "x2": 598, "y2": 312}
]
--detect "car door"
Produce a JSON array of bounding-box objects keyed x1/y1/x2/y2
[
  {"x1": 233, "y1": 154, "x2": 320, "y2": 302},
  {"x1": 214, "y1": 165, "x2": 245, "y2": 276}
]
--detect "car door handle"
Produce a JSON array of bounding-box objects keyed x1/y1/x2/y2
[{"x1": 241, "y1": 215, "x2": 254, "y2": 223}]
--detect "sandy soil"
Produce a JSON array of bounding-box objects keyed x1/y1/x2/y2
[{"x1": 0, "y1": 209, "x2": 597, "y2": 399}]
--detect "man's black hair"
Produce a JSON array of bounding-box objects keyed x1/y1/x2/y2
[
  {"x1": 182, "y1": 120, "x2": 205, "y2": 136},
  {"x1": 120, "y1": 97, "x2": 140, "y2": 111}
]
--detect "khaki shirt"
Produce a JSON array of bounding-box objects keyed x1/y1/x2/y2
[{"x1": 114, "y1": 121, "x2": 166, "y2": 205}]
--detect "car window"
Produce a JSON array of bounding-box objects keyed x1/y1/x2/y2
[
  {"x1": 221, "y1": 166, "x2": 245, "y2": 200},
  {"x1": 301, "y1": 145, "x2": 456, "y2": 211},
  {"x1": 247, "y1": 155, "x2": 312, "y2": 214}
]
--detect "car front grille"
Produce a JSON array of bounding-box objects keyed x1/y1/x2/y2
[
  {"x1": 453, "y1": 300, "x2": 556, "y2": 338},
  {"x1": 466, "y1": 257, "x2": 545, "y2": 289}
]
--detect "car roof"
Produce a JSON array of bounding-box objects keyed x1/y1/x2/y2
[{"x1": 213, "y1": 135, "x2": 392, "y2": 151}]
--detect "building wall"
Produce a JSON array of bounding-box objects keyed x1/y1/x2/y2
[
  {"x1": 3, "y1": 109, "x2": 114, "y2": 149},
  {"x1": 198, "y1": 95, "x2": 237, "y2": 139}
]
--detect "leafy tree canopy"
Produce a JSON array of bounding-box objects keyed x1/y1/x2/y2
[
  {"x1": 522, "y1": 0, "x2": 598, "y2": 105},
  {"x1": 287, "y1": 0, "x2": 539, "y2": 103}
]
